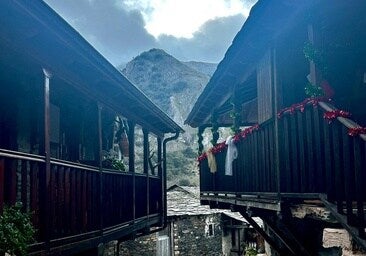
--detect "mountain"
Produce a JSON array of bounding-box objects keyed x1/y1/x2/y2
[
  {"x1": 183, "y1": 61, "x2": 217, "y2": 77},
  {"x1": 122, "y1": 49, "x2": 210, "y2": 121},
  {"x1": 122, "y1": 49, "x2": 217, "y2": 185}
]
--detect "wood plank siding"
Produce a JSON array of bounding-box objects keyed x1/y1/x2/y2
[{"x1": 0, "y1": 1, "x2": 182, "y2": 255}]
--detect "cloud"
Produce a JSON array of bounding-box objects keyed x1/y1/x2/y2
[
  {"x1": 43, "y1": 0, "x2": 254, "y2": 65},
  {"x1": 44, "y1": 0, "x2": 157, "y2": 65},
  {"x1": 157, "y1": 14, "x2": 247, "y2": 63},
  {"x1": 122, "y1": 0, "x2": 251, "y2": 38}
]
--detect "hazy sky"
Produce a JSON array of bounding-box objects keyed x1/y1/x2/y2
[{"x1": 43, "y1": 0, "x2": 257, "y2": 66}]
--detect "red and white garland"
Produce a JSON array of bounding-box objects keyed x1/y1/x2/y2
[
  {"x1": 323, "y1": 110, "x2": 351, "y2": 122},
  {"x1": 277, "y1": 97, "x2": 328, "y2": 118}
]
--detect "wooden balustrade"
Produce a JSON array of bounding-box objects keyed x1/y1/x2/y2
[
  {"x1": 199, "y1": 102, "x2": 366, "y2": 205},
  {"x1": 0, "y1": 149, "x2": 163, "y2": 252},
  {"x1": 199, "y1": 119, "x2": 277, "y2": 194}
]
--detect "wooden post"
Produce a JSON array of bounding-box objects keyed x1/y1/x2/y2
[
  {"x1": 143, "y1": 129, "x2": 149, "y2": 173},
  {"x1": 143, "y1": 129, "x2": 150, "y2": 218},
  {"x1": 157, "y1": 137, "x2": 162, "y2": 176},
  {"x1": 232, "y1": 94, "x2": 242, "y2": 134},
  {"x1": 157, "y1": 136, "x2": 163, "y2": 224},
  {"x1": 198, "y1": 126, "x2": 205, "y2": 155},
  {"x1": 42, "y1": 68, "x2": 52, "y2": 247},
  {"x1": 127, "y1": 121, "x2": 136, "y2": 222},
  {"x1": 211, "y1": 112, "x2": 219, "y2": 146},
  {"x1": 128, "y1": 121, "x2": 135, "y2": 173},
  {"x1": 307, "y1": 24, "x2": 320, "y2": 86},
  {"x1": 271, "y1": 48, "x2": 282, "y2": 203},
  {"x1": 0, "y1": 158, "x2": 4, "y2": 214},
  {"x1": 97, "y1": 103, "x2": 104, "y2": 233}
]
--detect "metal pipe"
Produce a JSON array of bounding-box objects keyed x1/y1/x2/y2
[{"x1": 162, "y1": 131, "x2": 180, "y2": 229}]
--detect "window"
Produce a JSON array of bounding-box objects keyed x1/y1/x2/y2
[
  {"x1": 231, "y1": 230, "x2": 236, "y2": 246},
  {"x1": 208, "y1": 223, "x2": 215, "y2": 237}
]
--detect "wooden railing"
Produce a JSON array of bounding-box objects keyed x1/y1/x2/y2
[
  {"x1": 199, "y1": 102, "x2": 366, "y2": 202},
  {"x1": 200, "y1": 119, "x2": 277, "y2": 195},
  {"x1": 0, "y1": 149, "x2": 163, "y2": 252}
]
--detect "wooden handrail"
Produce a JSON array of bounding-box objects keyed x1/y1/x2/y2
[
  {"x1": 50, "y1": 158, "x2": 100, "y2": 172},
  {"x1": 0, "y1": 148, "x2": 45, "y2": 162},
  {"x1": 319, "y1": 101, "x2": 366, "y2": 141}
]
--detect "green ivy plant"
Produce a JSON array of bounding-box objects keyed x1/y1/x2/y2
[
  {"x1": 111, "y1": 159, "x2": 125, "y2": 171},
  {"x1": 0, "y1": 203, "x2": 35, "y2": 256},
  {"x1": 303, "y1": 42, "x2": 328, "y2": 77},
  {"x1": 303, "y1": 42, "x2": 328, "y2": 97},
  {"x1": 304, "y1": 81, "x2": 324, "y2": 98}
]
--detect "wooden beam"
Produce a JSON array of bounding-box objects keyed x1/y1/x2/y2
[
  {"x1": 239, "y1": 210, "x2": 284, "y2": 255},
  {"x1": 320, "y1": 195, "x2": 366, "y2": 250},
  {"x1": 200, "y1": 194, "x2": 280, "y2": 211},
  {"x1": 261, "y1": 214, "x2": 312, "y2": 256}
]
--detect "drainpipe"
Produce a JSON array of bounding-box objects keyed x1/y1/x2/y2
[{"x1": 161, "y1": 131, "x2": 180, "y2": 229}]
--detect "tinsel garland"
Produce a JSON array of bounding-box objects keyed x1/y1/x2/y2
[
  {"x1": 233, "y1": 124, "x2": 260, "y2": 143},
  {"x1": 323, "y1": 110, "x2": 351, "y2": 123},
  {"x1": 277, "y1": 97, "x2": 328, "y2": 119},
  {"x1": 348, "y1": 127, "x2": 366, "y2": 136},
  {"x1": 198, "y1": 97, "x2": 365, "y2": 163},
  {"x1": 278, "y1": 98, "x2": 366, "y2": 137}
]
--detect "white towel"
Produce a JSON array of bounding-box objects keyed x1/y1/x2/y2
[
  {"x1": 206, "y1": 149, "x2": 217, "y2": 173},
  {"x1": 225, "y1": 136, "x2": 238, "y2": 176}
]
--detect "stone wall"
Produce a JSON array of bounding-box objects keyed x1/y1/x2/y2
[
  {"x1": 323, "y1": 228, "x2": 366, "y2": 256},
  {"x1": 171, "y1": 213, "x2": 222, "y2": 256},
  {"x1": 105, "y1": 213, "x2": 223, "y2": 256},
  {"x1": 118, "y1": 232, "x2": 160, "y2": 256}
]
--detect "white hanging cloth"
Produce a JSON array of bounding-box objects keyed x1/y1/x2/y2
[
  {"x1": 206, "y1": 149, "x2": 217, "y2": 173},
  {"x1": 225, "y1": 136, "x2": 237, "y2": 176}
]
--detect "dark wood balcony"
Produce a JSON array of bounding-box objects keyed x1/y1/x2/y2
[
  {"x1": 198, "y1": 100, "x2": 366, "y2": 248},
  {"x1": 0, "y1": 147, "x2": 164, "y2": 255}
]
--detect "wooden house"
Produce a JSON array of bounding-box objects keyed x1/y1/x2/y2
[
  {"x1": 186, "y1": 1, "x2": 366, "y2": 255},
  {"x1": 0, "y1": 0, "x2": 182, "y2": 255}
]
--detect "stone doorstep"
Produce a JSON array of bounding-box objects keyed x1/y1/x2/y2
[
  {"x1": 323, "y1": 228, "x2": 366, "y2": 256},
  {"x1": 323, "y1": 228, "x2": 352, "y2": 249}
]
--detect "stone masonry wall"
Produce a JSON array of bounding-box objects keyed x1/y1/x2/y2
[
  {"x1": 105, "y1": 213, "x2": 223, "y2": 256},
  {"x1": 117, "y1": 232, "x2": 159, "y2": 256},
  {"x1": 171, "y1": 213, "x2": 222, "y2": 256}
]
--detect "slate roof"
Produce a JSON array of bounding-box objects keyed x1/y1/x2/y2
[
  {"x1": 167, "y1": 185, "x2": 222, "y2": 217},
  {"x1": 166, "y1": 185, "x2": 263, "y2": 228}
]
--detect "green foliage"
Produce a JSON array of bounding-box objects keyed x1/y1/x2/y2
[
  {"x1": 303, "y1": 42, "x2": 328, "y2": 77},
  {"x1": 111, "y1": 159, "x2": 125, "y2": 171},
  {"x1": 304, "y1": 81, "x2": 324, "y2": 98},
  {"x1": 178, "y1": 178, "x2": 191, "y2": 186},
  {"x1": 181, "y1": 147, "x2": 196, "y2": 158},
  {"x1": 244, "y1": 247, "x2": 258, "y2": 256},
  {"x1": 0, "y1": 203, "x2": 35, "y2": 256},
  {"x1": 103, "y1": 158, "x2": 125, "y2": 171}
]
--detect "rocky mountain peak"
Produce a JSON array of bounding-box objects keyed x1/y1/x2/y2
[
  {"x1": 122, "y1": 49, "x2": 212, "y2": 124},
  {"x1": 121, "y1": 49, "x2": 217, "y2": 185}
]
